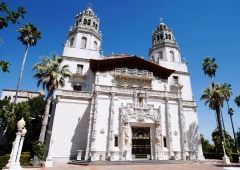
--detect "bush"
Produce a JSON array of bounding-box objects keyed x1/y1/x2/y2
[
  {"x1": 32, "y1": 141, "x2": 46, "y2": 163},
  {"x1": 231, "y1": 153, "x2": 240, "y2": 163},
  {"x1": 0, "y1": 152, "x2": 30, "y2": 169},
  {"x1": 203, "y1": 152, "x2": 223, "y2": 160}
]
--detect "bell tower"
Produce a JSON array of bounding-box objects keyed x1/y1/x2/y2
[
  {"x1": 63, "y1": 5, "x2": 102, "y2": 59},
  {"x1": 149, "y1": 19, "x2": 185, "y2": 72}
]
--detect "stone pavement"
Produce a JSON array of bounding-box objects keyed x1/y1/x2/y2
[{"x1": 39, "y1": 159, "x2": 240, "y2": 170}]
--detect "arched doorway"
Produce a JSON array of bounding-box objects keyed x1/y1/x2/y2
[{"x1": 132, "y1": 127, "x2": 151, "y2": 159}]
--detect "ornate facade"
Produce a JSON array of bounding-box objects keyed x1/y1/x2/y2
[{"x1": 46, "y1": 6, "x2": 204, "y2": 162}]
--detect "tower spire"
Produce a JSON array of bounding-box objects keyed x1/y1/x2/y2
[
  {"x1": 87, "y1": 2, "x2": 93, "y2": 9},
  {"x1": 160, "y1": 17, "x2": 163, "y2": 23}
]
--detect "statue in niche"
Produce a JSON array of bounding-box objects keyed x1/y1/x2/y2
[{"x1": 138, "y1": 91, "x2": 144, "y2": 107}]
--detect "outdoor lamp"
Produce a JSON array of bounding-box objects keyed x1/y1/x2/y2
[
  {"x1": 17, "y1": 118, "x2": 25, "y2": 130},
  {"x1": 22, "y1": 128, "x2": 27, "y2": 136}
]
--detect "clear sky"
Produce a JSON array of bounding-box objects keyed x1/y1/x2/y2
[{"x1": 1, "y1": 0, "x2": 240, "y2": 142}]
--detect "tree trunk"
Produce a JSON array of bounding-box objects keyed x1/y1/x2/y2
[
  {"x1": 39, "y1": 92, "x2": 52, "y2": 143},
  {"x1": 230, "y1": 114, "x2": 238, "y2": 152},
  {"x1": 13, "y1": 45, "x2": 29, "y2": 106},
  {"x1": 216, "y1": 106, "x2": 225, "y2": 143},
  {"x1": 220, "y1": 108, "x2": 225, "y2": 130}
]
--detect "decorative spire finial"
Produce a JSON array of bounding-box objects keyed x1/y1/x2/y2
[
  {"x1": 87, "y1": 2, "x2": 93, "y2": 9},
  {"x1": 160, "y1": 17, "x2": 163, "y2": 23}
]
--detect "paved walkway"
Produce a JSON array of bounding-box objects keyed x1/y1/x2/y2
[{"x1": 39, "y1": 160, "x2": 240, "y2": 170}]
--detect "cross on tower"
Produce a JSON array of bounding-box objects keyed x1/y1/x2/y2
[
  {"x1": 160, "y1": 17, "x2": 163, "y2": 23},
  {"x1": 88, "y1": 2, "x2": 93, "y2": 9}
]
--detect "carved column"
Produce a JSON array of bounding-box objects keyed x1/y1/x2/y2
[
  {"x1": 89, "y1": 92, "x2": 99, "y2": 161},
  {"x1": 165, "y1": 98, "x2": 173, "y2": 159},
  {"x1": 85, "y1": 92, "x2": 95, "y2": 160},
  {"x1": 177, "y1": 87, "x2": 186, "y2": 160},
  {"x1": 108, "y1": 93, "x2": 115, "y2": 158},
  {"x1": 178, "y1": 97, "x2": 186, "y2": 160},
  {"x1": 155, "y1": 106, "x2": 162, "y2": 160}
]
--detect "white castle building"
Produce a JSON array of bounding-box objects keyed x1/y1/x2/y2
[{"x1": 47, "y1": 6, "x2": 204, "y2": 162}]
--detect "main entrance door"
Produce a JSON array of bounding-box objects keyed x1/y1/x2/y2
[{"x1": 132, "y1": 127, "x2": 151, "y2": 159}]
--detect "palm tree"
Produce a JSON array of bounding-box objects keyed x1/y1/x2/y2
[
  {"x1": 235, "y1": 95, "x2": 240, "y2": 108},
  {"x1": 201, "y1": 57, "x2": 218, "y2": 83},
  {"x1": 14, "y1": 23, "x2": 41, "y2": 105},
  {"x1": 201, "y1": 83, "x2": 227, "y2": 145},
  {"x1": 33, "y1": 53, "x2": 71, "y2": 143},
  {"x1": 222, "y1": 83, "x2": 238, "y2": 152},
  {"x1": 201, "y1": 57, "x2": 219, "y2": 126}
]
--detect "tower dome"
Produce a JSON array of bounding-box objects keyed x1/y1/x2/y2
[
  {"x1": 149, "y1": 20, "x2": 184, "y2": 71},
  {"x1": 63, "y1": 5, "x2": 102, "y2": 59}
]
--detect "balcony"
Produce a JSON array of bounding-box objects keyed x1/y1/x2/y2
[
  {"x1": 72, "y1": 73, "x2": 86, "y2": 84},
  {"x1": 114, "y1": 68, "x2": 153, "y2": 81}
]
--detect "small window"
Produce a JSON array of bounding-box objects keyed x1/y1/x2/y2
[
  {"x1": 160, "y1": 34, "x2": 163, "y2": 40},
  {"x1": 81, "y1": 37, "x2": 87, "y2": 49},
  {"x1": 76, "y1": 64, "x2": 83, "y2": 74},
  {"x1": 170, "y1": 51, "x2": 174, "y2": 62},
  {"x1": 83, "y1": 19, "x2": 87, "y2": 25},
  {"x1": 73, "y1": 85, "x2": 82, "y2": 91},
  {"x1": 173, "y1": 76, "x2": 178, "y2": 84},
  {"x1": 95, "y1": 24, "x2": 98, "y2": 30},
  {"x1": 163, "y1": 137, "x2": 167, "y2": 147},
  {"x1": 93, "y1": 41, "x2": 97, "y2": 50},
  {"x1": 87, "y1": 19, "x2": 91, "y2": 25},
  {"x1": 70, "y1": 38, "x2": 74, "y2": 47},
  {"x1": 114, "y1": 136, "x2": 118, "y2": 147},
  {"x1": 165, "y1": 34, "x2": 168, "y2": 39},
  {"x1": 168, "y1": 34, "x2": 171, "y2": 40},
  {"x1": 158, "y1": 51, "x2": 163, "y2": 60}
]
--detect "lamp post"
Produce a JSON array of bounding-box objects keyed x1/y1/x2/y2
[
  {"x1": 222, "y1": 141, "x2": 230, "y2": 164},
  {"x1": 15, "y1": 128, "x2": 27, "y2": 168},
  {"x1": 7, "y1": 118, "x2": 27, "y2": 170}
]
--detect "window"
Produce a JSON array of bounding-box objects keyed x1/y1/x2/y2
[
  {"x1": 81, "y1": 37, "x2": 87, "y2": 49},
  {"x1": 114, "y1": 136, "x2": 118, "y2": 147},
  {"x1": 158, "y1": 51, "x2": 163, "y2": 60},
  {"x1": 83, "y1": 19, "x2": 87, "y2": 25},
  {"x1": 168, "y1": 34, "x2": 171, "y2": 40},
  {"x1": 87, "y1": 19, "x2": 91, "y2": 25},
  {"x1": 163, "y1": 137, "x2": 167, "y2": 147},
  {"x1": 73, "y1": 85, "x2": 82, "y2": 91},
  {"x1": 170, "y1": 51, "x2": 175, "y2": 62},
  {"x1": 173, "y1": 76, "x2": 179, "y2": 84},
  {"x1": 95, "y1": 24, "x2": 98, "y2": 30},
  {"x1": 93, "y1": 41, "x2": 97, "y2": 50},
  {"x1": 160, "y1": 34, "x2": 163, "y2": 40},
  {"x1": 70, "y1": 38, "x2": 74, "y2": 47},
  {"x1": 76, "y1": 64, "x2": 83, "y2": 74}
]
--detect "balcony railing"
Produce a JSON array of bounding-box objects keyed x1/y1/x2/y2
[{"x1": 114, "y1": 68, "x2": 153, "y2": 81}]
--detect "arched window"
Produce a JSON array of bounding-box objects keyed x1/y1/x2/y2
[
  {"x1": 95, "y1": 24, "x2": 98, "y2": 30},
  {"x1": 170, "y1": 51, "x2": 175, "y2": 62},
  {"x1": 70, "y1": 37, "x2": 74, "y2": 47},
  {"x1": 81, "y1": 37, "x2": 87, "y2": 49},
  {"x1": 168, "y1": 34, "x2": 171, "y2": 40},
  {"x1": 87, "y1": 19, "x2": 91, "y2": 25},
  {"x1": 165, "y1": 34, "x2": 168, "y2": 39},
  {"x1": 83, "y1": 19, "x2": 87, "y2": 25},
  {"x1": 93, "y1": 41, "x2": 97, "y2": 50},
  {"x1": 160, "y1": 34, "x2": 163, "y2": 40},
  {"x1": 76, "y1": 21, "x2": 78, "y2": 27},
  {"x1": 157, "y1": 35, "x2": 160, "y2": 41},
  {"x1": 158, "y1": 51, "x2": 163, "y2": 60}
]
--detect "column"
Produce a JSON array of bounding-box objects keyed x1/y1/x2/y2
[
  {"x1": 178, "y1": 98, "x2": 186, "y2": 160},
  {"x1": 165, "y1": 98, "x2": 173, "y2": 159},
  {"x1": 109, "y1": 93, "x2": 116, "y2": 160},
  {"x1": 90, "y1": 92, "x2": 98, "y2": 161}
]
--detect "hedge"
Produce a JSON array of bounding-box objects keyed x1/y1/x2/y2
[
  {"x1": 203, "y1": 152, "x2": 240, "y2": 163},
  {"x1": 0, "y1": 152, "x2": 31, "y2": 169}
]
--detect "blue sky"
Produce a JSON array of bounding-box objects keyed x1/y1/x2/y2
[{"x1": 1, "y1": 0, "x2": 240, "y2": 142}]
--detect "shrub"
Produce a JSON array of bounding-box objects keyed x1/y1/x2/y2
[
  {"x1": 203, "y1": 152, "x2": 223, "y2": 160},
  {"x1": 0, "y1": 152, "x2": 30, "y2": 169},
  {"x1": 32, "y1": 141, "x2": 46, "y2": 163}
]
